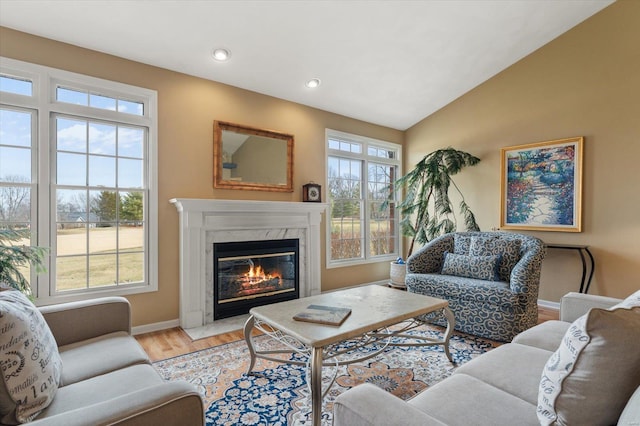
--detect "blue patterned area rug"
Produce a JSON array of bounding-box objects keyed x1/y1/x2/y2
[{"x1": 153, "y1": 325, "x2": 499, "y2": 425}]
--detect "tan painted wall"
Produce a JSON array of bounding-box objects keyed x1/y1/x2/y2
[
  {"x1": 405, "y1": 1, "x2": 640, "y2": 301},
  {"x1": 0, "y1": 27, "x2": 404, "y2": 326}
]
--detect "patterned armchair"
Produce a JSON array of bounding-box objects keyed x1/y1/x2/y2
[{"x1": 406, "y1": 231, "x2": 546, "y2": 342}]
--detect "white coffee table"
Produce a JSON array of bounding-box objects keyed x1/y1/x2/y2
[{"x1": 243, "y1": 285, "x2": 455, "y2": 426}]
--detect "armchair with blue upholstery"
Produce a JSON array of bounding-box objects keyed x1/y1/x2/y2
[{"x1": 406, "y1": 231, "x2": 546, "y2": 342}]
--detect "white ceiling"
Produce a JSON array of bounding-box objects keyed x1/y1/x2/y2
[{"x1": 0, "y1": 0, "x2": 613, "y2": 130}]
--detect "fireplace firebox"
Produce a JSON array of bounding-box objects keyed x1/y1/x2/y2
[{"x1": 213, "y1": 239, "x2": 299, "y2": 320}]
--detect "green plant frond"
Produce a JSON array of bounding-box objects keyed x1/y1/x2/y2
[
  {"x1": 0, "y1": 263, "x2": 33, "y2": 297},
  {"x1": 398, "y1": 184, "x2": 418, "y2": 209},
  {"x1": 460, "y1": 200, "x2": 481, "y2": 231},
  {"x1": 387, "y1": 147, "x2": 481, "y2": 246},
  {"x1": 417, "y1": 226, "x2": 430, "y2": 244},
  {"x1": 400, "y1": 219, "x2": 417, "y2": 238},
  {"x1": 0, "y1": 228, "x2": 30, "y2": 244},
  {"x1": 441, "y1": 148, "x2": 481, "y2": 175},
  {"x1": 424, "y1": 220, "x2": 444, "y2": 242},
  {"x1": 433, "y1": 183, "x2": 453, "y2": 216},
  {"x1": 440, "y1": 218, "x2": 456, "y2": 235},
  {"x1": 0, "y1": 228, "x2": 47, "y2": 298}
]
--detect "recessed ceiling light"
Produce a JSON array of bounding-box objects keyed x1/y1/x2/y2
[
  {"x1": 212, "y1": 48, "x2": 231, "y2": 62},
  {"x1": 305, "y1": 78, "x2": 321, "y2": 88}
]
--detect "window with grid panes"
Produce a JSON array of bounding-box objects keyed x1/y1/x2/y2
[
  {"x1": 326, "y1": 129, "x2": 401, "y2": 267},
  {"x1": 0, "y1": 57, "x2": 157, "y2": 303}
]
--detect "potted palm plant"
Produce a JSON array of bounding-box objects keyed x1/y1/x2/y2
[
  {"x1": 384, "y1": 147, "x2": 481, "y2": 286},
  {"x1": 0, "y1": 228, "x2": 47, "y2": 299}
]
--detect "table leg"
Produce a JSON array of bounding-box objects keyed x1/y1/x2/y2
[
  {"x1": 310, "y1": 346, "x2": 323, "y2": 426},
  {"x1": 442, "y1": 307, "x2": 455, "y2": 363},
  {"x1": 243, "y1": 315, "x2": 257, "y2": 375},
  {"x1": 584, "y1": 247, "x2": 595, "y2": 294},
  {"x1": 577, "y1": 248, "x2": 587, "y2": 293}
]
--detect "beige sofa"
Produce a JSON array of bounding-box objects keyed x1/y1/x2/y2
[
  {"x1": 334, "y1": 292, "x2": 640, "y2": 425},
  {"x1": 30, "y1": 297, "x2": 204, "y2": 425}
]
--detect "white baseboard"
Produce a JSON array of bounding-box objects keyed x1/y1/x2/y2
[
  {"x1": 132, "y1": 319, "x2": 180, "y2": 336},
  {"x1": 537, "y1": 299, "x2": 560, "y2": 311}
]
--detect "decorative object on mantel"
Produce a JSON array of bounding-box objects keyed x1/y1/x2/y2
[
  {"x1": 213, "y1": 120, "x2": 294, "y2": 192},
  {"x1": 302, "y1": 182, "x2": 322, "y2": 202},
  {"x1": 500, "y1": 136, "x2": 583, "y2": 232}
]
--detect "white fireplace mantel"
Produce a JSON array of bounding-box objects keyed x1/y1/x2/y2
[{"x1": 170, "y1": 198, "x2": 327, "y2": 329}]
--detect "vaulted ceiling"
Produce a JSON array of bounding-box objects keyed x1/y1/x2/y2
[{"x1": 0, "y1": 0, "x2": 613, "y2": 130}]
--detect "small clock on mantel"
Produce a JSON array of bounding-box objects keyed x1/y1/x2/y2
[{"x1": 302, "y1": 183, "x2": 321, "y2": 202}]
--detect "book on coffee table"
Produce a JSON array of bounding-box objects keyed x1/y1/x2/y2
[{"x1": 293, "y1": 304, "x2": 352, "y2": 326}]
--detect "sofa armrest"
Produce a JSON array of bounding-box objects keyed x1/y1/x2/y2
[
  {"x1": 407, "y1": 234, "x2": 454, "y2": 274},
  {"x1": 508, "y1": 238, "x2": 545, "y2": 294},
  {"x1": 333, "y1": 383, "x2": 446, "y2": 426},
  {"x1": 560, "y1": 292, "x2": 622, "y2": 322},
  {"x1": 39, "y1": 297, "x2": 131, "y2": 347},
  {"x1": 31, "y1": 381, "x2": 204, "y2": 426}
]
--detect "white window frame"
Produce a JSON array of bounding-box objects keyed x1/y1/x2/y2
[
  {"x1": 0, "y1": 57, "x2": 158, "y2": 304},
  {"x1": 325, "y1": 128, "x2": 402, "y2": 268}
]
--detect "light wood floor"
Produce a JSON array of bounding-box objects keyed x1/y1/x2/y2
[{"x1": 135, "y1": 306, "x2": 560, "y2": 362}]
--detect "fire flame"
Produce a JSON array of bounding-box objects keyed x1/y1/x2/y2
[{"x1": 244, "y1": 265, "x2": 281, "y2": 285}]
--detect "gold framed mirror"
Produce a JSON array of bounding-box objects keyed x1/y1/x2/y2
[{"x1": 213, "y1": 121, "x2": 294, "y2": 192}]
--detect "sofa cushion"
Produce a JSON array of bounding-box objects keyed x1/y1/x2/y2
[
  {"x1": 469, "y1": 236, "x2": 521, "y2": 281},
  {"x1": 37, "y1": 364, "x2": 162, "y2": 419},
  {"x1": 512, "y1": 320, "x2": 570, "y2": 352},
  {"x1": 333, "y1": 383, "x2": 447, "y2": 426},
  {"x1": 406, "y1": 273, "x2": 513, "y2": 305},
  {"x1": 409, "y1": 373, "x2": 539, "y2": 426},
  {"x1": 440, "y1": 252, "x2": 500, "y2": 281},
  {"x1": 537, "y1": 305, "x2": 640, "y2": 425},
  {"x1": 455, "y1": 343, "x2": 552, "y2": 405},
  {"x1": 0, "y1": 289, "x2": 63, "y2": 424},
  {"x1": 58, "y1": 331, "x2": 150, "y2": 386}
]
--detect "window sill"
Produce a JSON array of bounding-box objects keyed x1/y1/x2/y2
[
  {"x1": 34, "y1": 282, "x2": 157, "y2": 307},
  {"x1": 327, "y1": 254, "x2": 398, "y2": 269}
]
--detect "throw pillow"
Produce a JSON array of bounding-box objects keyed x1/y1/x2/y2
[
  {"x1": 537, "y1": 305, "x2": 640, "y2": 426},
  {"x1": 469, "y1": 236, "x2": 521, "y2": 281},
  {"x1": 440, "y1": 252, "x2": 501, "y2": 281},
  {"x1": 0, "y1": 289, "x2": 63, "y2": 424}
]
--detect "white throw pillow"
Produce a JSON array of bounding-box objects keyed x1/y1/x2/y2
[
  {"x1": 0, "y1": 289, "x2": 63, "y2": 424},
  {"x1": 537, "y1": 301, "x2": 640, "y2": 425}
]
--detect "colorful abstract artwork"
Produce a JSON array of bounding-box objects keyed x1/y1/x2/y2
[{"x1": 500, "y1": 137, "x2": 583, "y2": 232}]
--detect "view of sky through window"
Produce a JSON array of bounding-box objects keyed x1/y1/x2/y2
[{"x1": 1, "y1": 58, "x2": 157, "y2": 298}]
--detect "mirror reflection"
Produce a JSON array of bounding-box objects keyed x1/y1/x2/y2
[{"x1": 213, "y1": 121, "x2": 294, "y2": 192}]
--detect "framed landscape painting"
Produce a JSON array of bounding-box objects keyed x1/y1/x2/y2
[{"x1": 500, "y1": 137, "x2": 583, "y2": 232}]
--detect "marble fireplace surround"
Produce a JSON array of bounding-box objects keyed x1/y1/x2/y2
[{"x1": 170, "y1": 198, "x2": 327, "y2": 329}]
